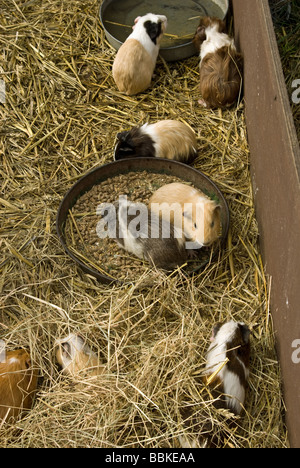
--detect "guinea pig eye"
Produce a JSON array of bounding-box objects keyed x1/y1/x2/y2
[
  {"x1": 194, "y1": 223, "x2": 197, "y2": 229},
  {"x1": 211, "y1": 221, "x2": 215, "y2": 228}
]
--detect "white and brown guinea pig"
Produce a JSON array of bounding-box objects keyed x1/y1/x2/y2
[
  {"x1": 112, "y1": 13, "x2": 167, "y2": 96},
  {"x1": 149, "y1": 182, "x2": 222, "y2": 249},
  {"x1": 193, "y1": 16, "x2": 243, "y2": 109},
  {"x1": 0, "y1": 348, "x2": 38, "y2": 423},
  {"x1": 204, "y1": 320, "x2": 251, "y2": 415},
  {"x1": 55, "y1": 333, "x2": 105, "y2": 378},
  {"x1": 114, "y1": 120, "x2": 198, "y2": 163}
]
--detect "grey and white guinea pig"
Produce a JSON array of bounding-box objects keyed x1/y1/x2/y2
[
  {"x1": 0, "y1": 348, "x2": 38, "y2": 423},
  {"x1": 192, "y1": 16, "x2": 243, "y2": 109},
  {"x1": 149, "y1": 182, "x2": 222, "y2": 249},
  {"x1": 112, "y1": 13, "x2": 167, "y2": 96},
  {"x1": 114, "y1": 120, "x2": 198, "y2": 163},
  {"x1": 204, "y1": 320, "x2": 251, "y2": 415},
  {"x1": 101, "y1": 197, "x2": 188, "y2": 271},
  {"x1": 55, "y1": 333, "x2": 105, "y2": 378}
]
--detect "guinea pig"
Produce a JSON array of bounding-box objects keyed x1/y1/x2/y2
[
  {"x1": 112, "y1": 13, "x2": 167, "y2": 96},
  {"x1": 149, "y1": 182, "x2": 222, "y2": 249},
  {"x1": 192, "y1": 16, "x2": 243, "y2": 109},
  {"x1": 114, "y1": 120, "x2": 198, "y2": 163},
  {"x1": 0, "y1": 348, "x2": 38, "y2": 424},
  {"x1": 204, "y1": 320, "x2": 251, "y2": 416},
  {"x1": 55, "y1": 333, "x2": 105, "y2": 378},
  {"x1": 179, "y1": 320, "x2": 250, "y2": 448},
  {"x1": 98, "y1": 196, "x2": 188, "y2": 271}
]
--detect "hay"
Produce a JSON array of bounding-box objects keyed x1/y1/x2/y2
[{"x1": 0, "y1": 0, "x2": 288, "y2": 448}]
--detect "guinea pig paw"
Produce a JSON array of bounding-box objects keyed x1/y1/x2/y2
[
  {"x1": 198, "y1": 98, "x2": 208, "y2": 108},
  {"x1": 187, "y1": 249, "x2": 200, "y2": 260}
]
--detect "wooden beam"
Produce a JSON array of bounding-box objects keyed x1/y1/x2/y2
[{"x1": 232, "y1": 0, "x2": 300, "y2": 448}]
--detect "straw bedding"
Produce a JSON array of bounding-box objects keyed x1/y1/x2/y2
[{"x1": 0, "y1": 0, "x2": 288, "y2": 448}]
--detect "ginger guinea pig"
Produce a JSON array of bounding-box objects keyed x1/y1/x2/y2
[
  {"x1": 204, "y1": 320, "x2": 250, "y2": 415},
  {"x1": 0, "y1": 348, "x2": 38, "y2": 424},
  {"x1": 149, "y1": 183, "x2": 222, "y2": 249},
  {"x1": 193, "y1": 17, "x2": 243, "y2": 109},
  {"x1": 55, "y1": 334, "x2": 105, "y2": 378},
  {"x1": 112, "y1": 13, "x2": 167, "y2": 96},
  {"x1": 114, "y1": 120, "x2": 197, "y2": 163},
  {"x1": 97, "y1": 196, "x2": 188, "y2": 271}
]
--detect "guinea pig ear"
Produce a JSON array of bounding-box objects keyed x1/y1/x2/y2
[
  {"x1": 213, "y1": 205, "x2": 221, "y2": 214},
  {"x1": 211, "y1": 322, "x2": 222, "y2": 340},
  {"x1": 60, "y1": 341, "x2": 72, "y2": 359},
  {"x1": 195, "y1": 25, "x2": 207, "y2": 42},
  {"x1": 25, "y1": 355, "x2": 32, "y2": 369},
  {"x1": 239, "y1": 323, "x2": 251, "y2": 345},
  {"x1": 217, "y1": 19, "x2": 226, "y2": 33},
  {"x1": 117, "y1": 131, "x2": 131, "y2": 143}
]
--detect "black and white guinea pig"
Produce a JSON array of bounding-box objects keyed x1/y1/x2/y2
[
  {"x1": 204, "y1": 320, "x2": 250, "y2": 416},
  {"x1": 0, "y1": 348, "x2": 38, "y2": 423},
  {"x1": 100, "y1": 197, "x2": 188, "y2": 271},
  {"x1": 112, "y1": 13, "x2": 167, "y2": 96},
  {"x1": 193, "y1": 17, "x2": 243, "y2": 109},
  {"x1": 114, "y1": 120, "x2": 198, "y2": 163},
  {"x1": 55, "y1": 333, "x2": 105, "y2": 378},
  {"x1": 179, "y1": 320, "x2": 250, "y2": 448}
]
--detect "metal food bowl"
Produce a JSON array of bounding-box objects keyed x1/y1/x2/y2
[
  {"x1": 100, "y1": 0, "x2": 229, "y2": 62},
  {"x1": 56, "y1": 158, "x2": 230, "y2": 285}
]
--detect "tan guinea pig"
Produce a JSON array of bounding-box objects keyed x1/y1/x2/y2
[
  {"x1": 0, "y1": 349, "x2": 38, "y2": 424},
  {"x1": 149, "y1": 182, "x2": 222, "y2": 249},
  {"x1": 114, "y1": 120, "x2": 198, "y2": 163},
  {"x1": 55, "y1": 333, "x2": 105, "y2": 378},
  {"x1": 112, "y1": 13, "x2": 167, "y2": 96},
  {"x1": 193, "y1": 16, "x2": 243, "y2": 109}
]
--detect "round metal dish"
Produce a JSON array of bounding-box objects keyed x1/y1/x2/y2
[
  {"x1": 100, "y1": 0, "x2": 229, "y2": 62},
  {"x1": 56, "y1": 158, "x2": 230, "y2": 285}
]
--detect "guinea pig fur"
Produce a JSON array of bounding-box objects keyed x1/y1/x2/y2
[
  {"x1": 55, "y1": 333, "x2": 105, "y2": 378},
  {"x1": 204, "y1": 320, "x2": 251, "y2": 416},
  {"x1": 114, "y1": 120, "x2": 198, "y2": 163},
  {"x1": 193, "y1": 16, "x2": 243, "y2": 109},
  {"x1": 149, "y1": 182, "x2": 222, "y2": 248},
  {"x1": 0, "y1": 349, "x2": 38, "y2": 424},
  {"x1": 112, "y1": 13, "x2": 167, "y2": 96},
  {"x1": 105, "y1": 197, "x2": 188, "y2": 271}
]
